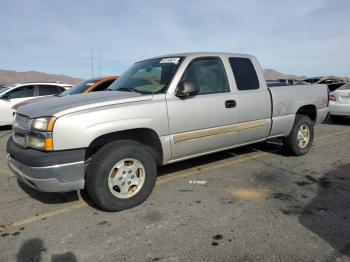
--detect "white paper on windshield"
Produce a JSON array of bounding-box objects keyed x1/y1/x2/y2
[{"x1": 160, "y1": 57, "x2": 180, "y2": 65}]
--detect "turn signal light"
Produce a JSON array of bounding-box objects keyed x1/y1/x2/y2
[{"x1": 45, "y1": 138, "x2": 54, "y2": 151}]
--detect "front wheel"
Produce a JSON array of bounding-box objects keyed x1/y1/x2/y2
[
  {"x1": 283, "y1": 115, "x2": 314, "y2": 156},
  {"x1": 85, "y1": 140, "x2": 157, "y2": 211}
]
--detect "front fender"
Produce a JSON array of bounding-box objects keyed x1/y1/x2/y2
[{"x1": 52, "y1": 97, "x2": 169, "y2": 150}]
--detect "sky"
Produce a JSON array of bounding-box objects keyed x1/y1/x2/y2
[{"x1": 0, "y1": 0, "x2": 349, "y2": 79}]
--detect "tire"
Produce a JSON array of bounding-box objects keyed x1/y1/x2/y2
[
  {"x1": 283, "y1": 115, "x2": 314, "y2": 156},
  {"x1": 85, "y1": 140, "x2": 157, "y2": 212},
  {"x1": 329, "y1": 114, "x2": 343, "y2": 122}
]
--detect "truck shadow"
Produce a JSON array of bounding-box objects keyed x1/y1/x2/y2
[
  {"x1": 17, "y1": 180, "x2": 79, "y2": 204},
  {"x1": 298, "y1": 164, "x2": 350, "y2": 260},
  {"x1": 158, "y1": 143, "x2": 272, "y2": 177},
  {"x1": 16, "y1": 143, "x2": 274, "y2": 206},
  {"x1": 16, "y1": 141, "x2": 286, "y2": 207},
  {"x1": 17, "y1": 179, "x2": 102, "y2": 209}
]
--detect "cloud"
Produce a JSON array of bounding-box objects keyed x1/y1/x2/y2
[{"x1": 0, "y1": 0, "x2": 349, "y2": 78}]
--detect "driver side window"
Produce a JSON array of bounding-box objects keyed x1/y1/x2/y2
[
  {"x1": 181, "y1": 58, "x2": 229, "y2": 95},
  {"x1": 7, "y1": 85, "x2": 35, "y2": 99}
]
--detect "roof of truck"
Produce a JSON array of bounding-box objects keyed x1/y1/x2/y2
[{"x1": 144, "y1": 52, "x2": 255, "y2": 61}]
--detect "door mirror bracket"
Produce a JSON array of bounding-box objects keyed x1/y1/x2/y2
[{"x1": 176, "y1": 81, "x2": 199, "y2": 99}]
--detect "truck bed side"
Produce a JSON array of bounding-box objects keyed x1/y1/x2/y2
[{"x1": 268, "y1": 84, "x2": 328, "y2": 138}]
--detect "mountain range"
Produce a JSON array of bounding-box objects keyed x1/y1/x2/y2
[
  {"x1": 0, "y1": 68, "x2": 330, "y2": 85},
  {"x1": 0, "y1": 69, "x2": 83, "y2": 85}
]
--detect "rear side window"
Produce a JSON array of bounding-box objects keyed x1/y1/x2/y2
[
  {"x1": 229, "y1": 57, "x2": 260, "y2": 91},
  {"x1": 7, "y1": 85, "x2": 35, "y2": 98},
  {"x1": 38, "y1": 85, "x2": 61, "y2": 96},
  {"x1": 181, "y1": 58, "x2": 229, "y2": 95}
]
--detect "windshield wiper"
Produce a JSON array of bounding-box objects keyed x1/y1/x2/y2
[{"x1": 114, "y1": 86, "x2": 143, "y2": 94}]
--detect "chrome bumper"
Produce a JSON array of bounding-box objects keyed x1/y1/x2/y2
[{"x1": 7, "y1": 154, "x2": 85, "y2": 192}]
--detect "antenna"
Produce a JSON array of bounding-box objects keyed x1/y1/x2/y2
[
  {"x1": 91, "y1": 50, "x2": 94, "y2": 78},
  {"x1": 98, "y1": 45, "x2": 102, "y2": 79}
]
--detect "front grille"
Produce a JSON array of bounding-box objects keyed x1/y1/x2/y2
[
  {"x1": 13, "y1": 133, "x2": 26, "y2": 147},
  {"x1": 14, "y1": 114, "x2": 30, "y2": 129},
  {"x1": 13, "y1": 114, "x2": 30, "y2": 148}
]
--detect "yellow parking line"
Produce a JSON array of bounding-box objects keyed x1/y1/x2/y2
[
  {"x1": 2, "y1": 128, "x2": 350, "y2": 231},
  {"x1": 1, "y1": 202, "x2": 87, "y2": 232}
]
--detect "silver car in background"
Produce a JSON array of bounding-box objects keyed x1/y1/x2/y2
[{"x1": 329, "y1": 82, "x2": 350, "y2": 120}]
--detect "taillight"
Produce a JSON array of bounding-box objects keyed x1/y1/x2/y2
[{"x1": 329, "y1": 94, "x2": 336, "y2": 101}]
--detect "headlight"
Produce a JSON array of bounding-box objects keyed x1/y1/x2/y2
[
  {"x1": 30, "y1": 117, "x2": 56, "y2": 131},
  {"x1": 27, "y1": 136, "x2": 53, "y2": 151},
  {"x1": 28, "y1": 116, "x2": 56, "y2": 151}
]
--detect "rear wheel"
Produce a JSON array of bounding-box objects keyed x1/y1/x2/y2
[
  {"x1": 283, "y1": 115, "x2": 314, "y2": 156},
  {"x1": 85, "y1": 140, "x2": 157, "y2": 211}
]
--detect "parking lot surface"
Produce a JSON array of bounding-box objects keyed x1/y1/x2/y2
[{"x1": 0, "y1": 119, "x2": 350, "y2": 262}]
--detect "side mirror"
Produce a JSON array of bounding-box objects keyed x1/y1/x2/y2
[{"x1": 176, "y1": 81, "x2": 199, "y2": 98}]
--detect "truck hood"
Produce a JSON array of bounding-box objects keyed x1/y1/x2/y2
[
  {"x1": 13, "y1": 96, "x2": 53, "y2": 110},
  {"x1": 17, "y1": 91, "x2": 152, "y2": 118}
]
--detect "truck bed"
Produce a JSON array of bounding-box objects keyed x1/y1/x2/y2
[{"x1": 267, "y1": 84, "x2": 328, "y2": 138}]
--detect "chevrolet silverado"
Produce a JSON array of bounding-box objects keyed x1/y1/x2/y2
[{"x1": 7, "y1": 52, "x2": 328, "y2": 211}]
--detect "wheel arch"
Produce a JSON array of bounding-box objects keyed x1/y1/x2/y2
[
  {"x1": 86, "y1": 128, "x2": 164, "y2": 165},
  {"x1": 295, "y1": 104, "x2": 317, "y2": 122}
]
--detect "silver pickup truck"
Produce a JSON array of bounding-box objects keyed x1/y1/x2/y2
[{"x1": 7, "y1": 52, "x2": 328, "y2": 211}]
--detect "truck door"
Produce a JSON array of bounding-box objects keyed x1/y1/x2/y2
[
  {"x1": 166, "y1": 57, "x2": 239, "y2": 160},
  {"x1": 228, "y1": 57, "x2": 271, "y2": 144}
]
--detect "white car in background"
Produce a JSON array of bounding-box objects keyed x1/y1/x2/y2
[
  {"x1": 0, "y1": 85, "x2": 11, "y2": 94},
  {"x1": 329, "y1": 82, "x2": 350, "y2": 121},
  {"x1": 0, "y1": 82, "x2": 71, "y2": 126}
]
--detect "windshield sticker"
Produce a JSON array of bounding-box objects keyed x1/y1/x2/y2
[{"x1": 160, "y1": 57, "x2": 180, "y2": 65}]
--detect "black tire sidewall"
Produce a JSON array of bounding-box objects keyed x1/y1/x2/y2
[{"x1": 86, "y1": 140, "x2": 157, "y2": 211}]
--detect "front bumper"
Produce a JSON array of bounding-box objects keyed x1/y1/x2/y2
[{"x1": 7, "y1": 138, "x2": 85, "y2": 192}]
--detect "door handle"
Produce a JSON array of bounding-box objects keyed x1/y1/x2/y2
[{"x1": 225, "y1": 100, "x2": 236, "y2": 108}]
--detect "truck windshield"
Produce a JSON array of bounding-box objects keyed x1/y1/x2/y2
[{"x1": 107, "y1": 57, "x2": 184, "y2": 94}]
